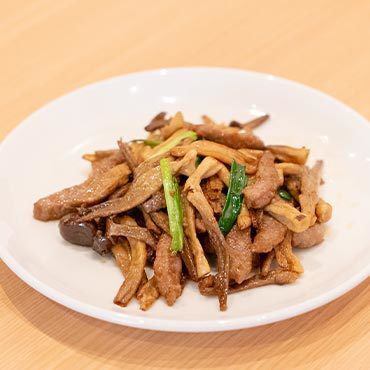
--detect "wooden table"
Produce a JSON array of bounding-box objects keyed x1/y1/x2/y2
[{"x1": 0, "y1": 1, "x2": 369, "y2": 369}]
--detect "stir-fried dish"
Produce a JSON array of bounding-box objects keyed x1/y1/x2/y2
[{"x1": 33, "y1": 112, "x2": 332, "y2": 311}]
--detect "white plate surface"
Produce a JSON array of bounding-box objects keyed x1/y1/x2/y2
[{"x1": 0, "y1": 68, "x2": 369, "y2": 332}]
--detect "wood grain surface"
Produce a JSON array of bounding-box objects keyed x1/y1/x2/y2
[{"x1": 0, "y1": 1, "x2": 369, "y2": 369}]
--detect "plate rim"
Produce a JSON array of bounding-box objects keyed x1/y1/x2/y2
[
  {"x1": 1, "y1": 244, "x2": 368, "y2": 332},
  {"x1": 0, "y1": 67, "x2": 369, "y2": 332}
]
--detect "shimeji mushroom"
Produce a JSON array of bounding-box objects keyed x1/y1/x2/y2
[
  {"x1": 265, "y1": 199, "x2": 311, "y2": 233},
  {"x1": 315, "y1": 198, "x2": 333, "y2": 223},
  {"x1": 267, "y1": 145, "x2": 309, "y2": 164},
  {"x1": 275, "y1": 162, "x2": 303, "y2": 175}
]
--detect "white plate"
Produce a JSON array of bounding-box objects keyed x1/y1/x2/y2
[{"x1": 0, "y1": 68, "x2": 369, "y2": 332}]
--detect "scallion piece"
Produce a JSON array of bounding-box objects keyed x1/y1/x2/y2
[
  {"x1": 148, "y1": 130, "x2": 197, "y2": 159},
  {"x1": 144, "y1": 139, "x2": 161, "y2": 147},
  {"x1": 160, "y1": 158, "x2": 184, "y2": 252},
  {"x1": 278, "y1": 188, "x2": 292, "y2": 201},
  {"x1": 130, "y1": 139, "x2": 161, "y2": 147},
  {"x1": 218, "y1": 160, "x2": 247, "y2": 235}
]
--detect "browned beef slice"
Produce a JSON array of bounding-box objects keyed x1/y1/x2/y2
[
  {"x1": 244, "y1": 151, "x2": 280, "y2": 209},
  {"x1": 292, "y1": 223, "x2": 325, "y2": 248},
  {"x1": 153, "y1": 234, "x2": 182, "y2": 306},
  {"x1": 142, "y1": 190, "x2": 166, "y2": 213},
  {"x1": 33, "y1": 163, "x2": 130, "y2": 221},
  {"x1": 201, "y1": 175, "x2": 225, "y2": 214},
  {"x1": 251, "y1": 214, "x2": 287, "y2": 253},
  {"x1": 225, "y1": 226, "x2": 253, "y2": 284},
  {"x1": 91, "y1": 151, "x2": 124, "y2": 176},
  {"x1": 187, "y1": 124, "x2": 265, "y2": 149}
]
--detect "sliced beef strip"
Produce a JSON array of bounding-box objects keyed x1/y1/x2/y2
[
  {"x1": 108, "y1": 183, "x2": 130, "y2": 200},
  {"x1": 91, "y1": 151, "x2": 125, "y2": 176},
  {"x1": 34, "y1": 163, "x2": 130, "y2": 221},
  {"x1": 201, "y1": 175, "x2": 225, "y2": 214},
  {"x1": 292, "y1": 223, "x2": 325, "y2": 248},
  {"x1": 261, "y1": 250, "x2": 275, "y2": 276},
  {"x1": 80, "y1": 152, "x2": 194, "y2": 221},
  {"x1": 198, "y1": 274, "x2": 216, "y2": 296},
  {"x1": 299, "y1": 160, "x2": 323, "y2": 225},
  {"x1": 225, "y1": 225, "x2": 253, "y2": 284},
  {"x1": 134, "y1": 152, "x2": 170, "y2": 178},
  {"x1": 187, "y1": 123, "x2": 265, "y2": 149},
  {"x1": 251, "y1": 214, "x2": 287, "y2": 253},
  {"x1": 244, "y1": 151, "x2": 280, "y2": 209},
  {"x1": 150, "y1": 211, "x2": 170, "y2": 234},
  {"x1": 249, "y1": 208, "x2": 264, "y2": 229},
  {"x1": 142, "y1": 190, "x2": 166, "y2": 213},
  {"x1": 141, "y1": 210, "x2": 162, "y2": 236},
  {"x1": 117, "y1": 140, "x2": 161, "y2": 236},
  {"x1": 154, "y1": 234, "x2": 182, "y2": 306}
]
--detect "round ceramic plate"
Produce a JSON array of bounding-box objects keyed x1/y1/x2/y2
[{"x1": 0, "y1": 68, "x2": 369, "y2": 332}]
